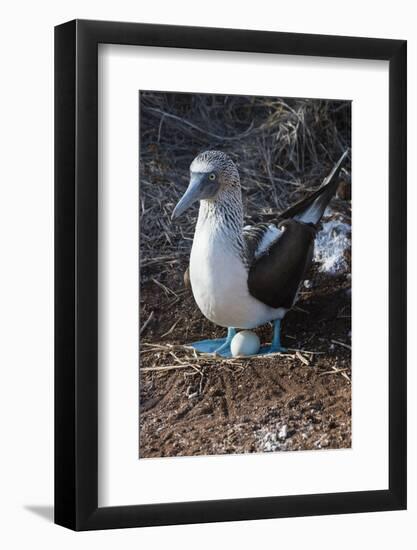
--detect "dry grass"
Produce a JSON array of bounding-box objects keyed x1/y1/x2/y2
[{"x1": 139, "y1": 342, "x2": 350, "y2": 383}]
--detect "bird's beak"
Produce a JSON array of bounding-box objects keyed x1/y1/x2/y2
[{"x1": 171, "y1": 173, "x2": 206, "y2": 220}]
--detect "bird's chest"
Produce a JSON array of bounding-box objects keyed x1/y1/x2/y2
[{"x1": 189, "y1": 228, "x2": 250, "y2": 327}]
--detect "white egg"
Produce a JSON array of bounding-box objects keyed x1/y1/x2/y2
[{"x1": 230, "y1": 330, "x2": 260, "y2": 357}]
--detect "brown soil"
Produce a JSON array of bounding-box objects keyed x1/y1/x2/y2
[{"x1": 139, "y1": 267, "x2": 351, "y2": 458}]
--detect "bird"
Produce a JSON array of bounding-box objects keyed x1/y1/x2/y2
[{"x1": 172, "y1": 149, "x2": 349, "y2": 357}]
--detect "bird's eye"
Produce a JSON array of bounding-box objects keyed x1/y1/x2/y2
[{"x1": 209, "y1": 173, "x2": 216, "y2": 181}]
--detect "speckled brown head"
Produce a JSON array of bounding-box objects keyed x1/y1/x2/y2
[{"x1": 172, "y1": 151, "x2": 240, "y2": 219}]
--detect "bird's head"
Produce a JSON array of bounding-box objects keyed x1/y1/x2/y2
[{"x1": 172, "y1": 151, "x2": 239, "y2": 219}]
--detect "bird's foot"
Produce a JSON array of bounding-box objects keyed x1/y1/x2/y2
[
  {"x1": 260, "y1": 343, "x2": 288, "y2": 354},
  {"x1": 189, "y1": 337, "x2": 231, "y2": 356},
  {"x1": 189, "y1": 328, "x2": 236, "y2": 358},
  {"x1": 257, "y1": 319, "x2": 287, "y2": 354}
]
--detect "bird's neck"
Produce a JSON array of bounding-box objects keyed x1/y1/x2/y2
[{"x1": 195, "y1": 186, "x2": 246, "y2": 258}]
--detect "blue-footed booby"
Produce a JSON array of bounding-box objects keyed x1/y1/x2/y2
[{"x1": 172, "y1": 150, "x2": 349, "y2": 357}]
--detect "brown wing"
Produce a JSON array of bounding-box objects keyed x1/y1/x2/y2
[{"x1": 248, "y1": 219, "x2": 316, "y2": 309}]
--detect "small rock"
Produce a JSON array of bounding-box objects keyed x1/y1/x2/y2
[{"x1": 278, "y1": 425, "x2": 288, "y2": 440}]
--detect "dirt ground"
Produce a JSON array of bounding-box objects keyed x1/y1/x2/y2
[{"x1": 139, "y1": 266, "x2": 351, "y2": 458}]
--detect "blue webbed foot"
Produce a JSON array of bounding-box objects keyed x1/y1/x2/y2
[
  {"x1": 259, "y1": 319, "x2": 287, "y2": 355},
  {"x1": 188, "y1": 321, "x2": 287, "y2": 358},
  {"x1": 258, "y1": 343, "x2": 288, "y2": 354},
  {"x1": 189, "y1": 327, "x2": 236, "y2": 358}
]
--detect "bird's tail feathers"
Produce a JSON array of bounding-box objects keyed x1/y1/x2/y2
[{"x1": 278, "y1": 150, "x2": 349, "y2": 226}]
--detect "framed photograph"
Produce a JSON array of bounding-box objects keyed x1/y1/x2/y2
[{"x1": 55, "y1": 19, "x2": 407, "y2": 530}]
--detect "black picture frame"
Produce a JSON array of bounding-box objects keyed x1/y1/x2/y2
[{"x1": 55, "y1": 19, "x2": 407, "y2": 531}]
